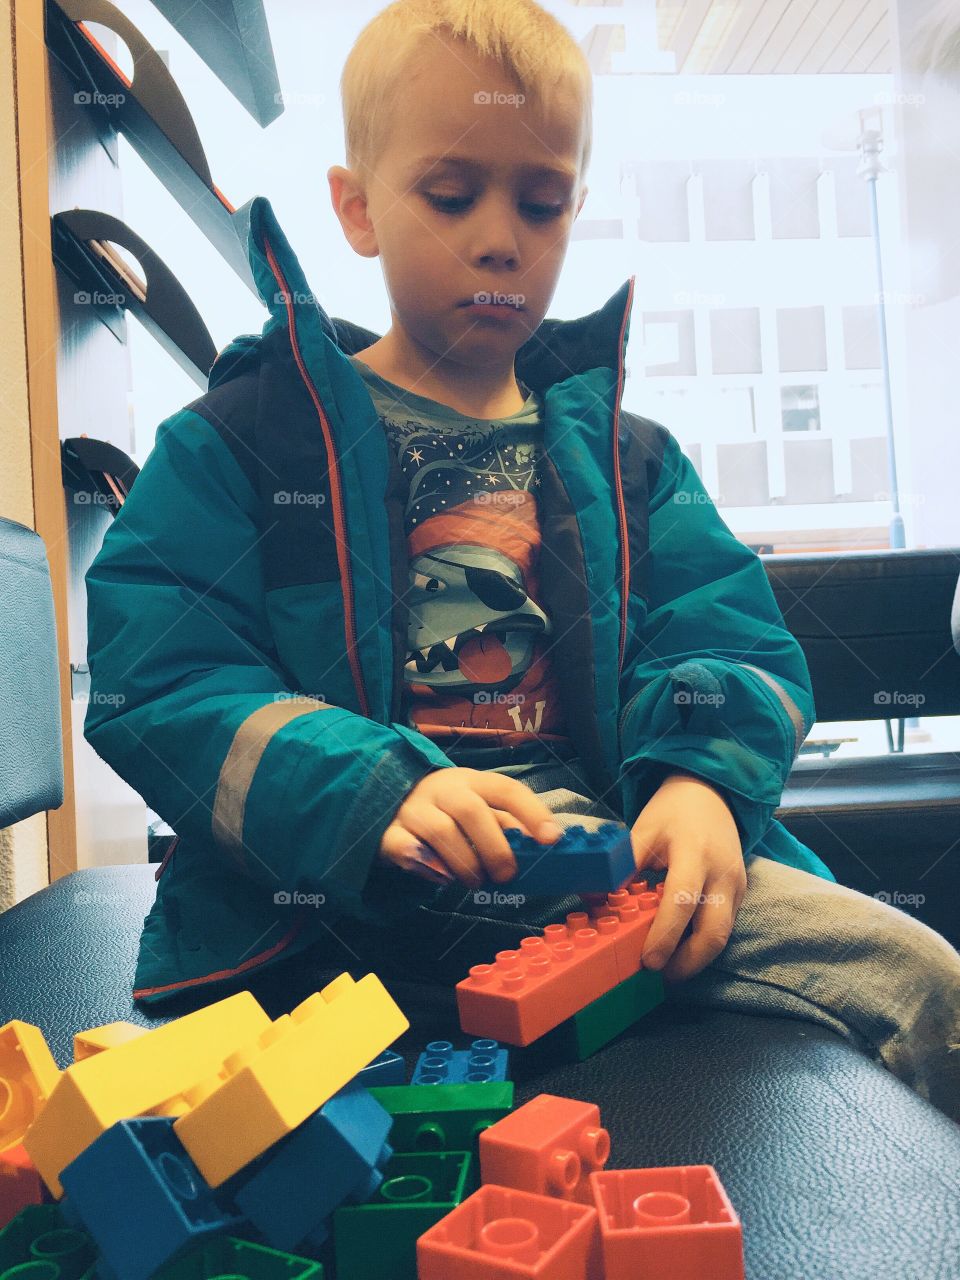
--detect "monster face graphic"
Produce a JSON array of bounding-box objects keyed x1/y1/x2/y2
[{"x1": 406, "y1": 544, "x2": 551, "y2": 695}]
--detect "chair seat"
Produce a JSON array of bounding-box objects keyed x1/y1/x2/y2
[
  {"x1": 1, "y1": 864, "x2": 959, "y2": 1278},
  {"x1": 777, "y1": 752, "x2": 960, "y2": 949},
  {"x1": 780, "y1": 751, "x2": 960, "y2": 815}
]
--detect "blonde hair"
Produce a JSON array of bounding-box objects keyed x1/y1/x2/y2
[{"x1": 340, "y1": 0, "x2": 593, "y2": 184}]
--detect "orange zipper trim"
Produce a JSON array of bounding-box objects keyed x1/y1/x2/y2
[
  {"x1": 262, "y1": 234, "x2": 370, "y2": 719},
  {"x1": 612, "y1": 276, "x2": 636, "y2": 676}
]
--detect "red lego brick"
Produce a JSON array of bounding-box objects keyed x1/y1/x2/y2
[
  {"x1": 0, "y1": 1144, "x2": 44, "y2": 1229},
  {"x1": 417, "y1": 1183, "x2": 602, "y2": 1279},
  {"x1": 589, "y1": 1165, "x2": 745, "y2": 1280},
  {"x1": 479, "y1": 1095, "x2": 610, "y2": 1205},
  {"x1": 587, "y1": 886, "x2": 660, "y2": 978},
  {"x1": 456, "y1": 918, "x2": 621, "y2": 1047}
]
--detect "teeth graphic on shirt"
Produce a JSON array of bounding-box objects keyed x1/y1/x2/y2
[{"x1": 409, "y1": 622, "x2": 507, "y2": 673}]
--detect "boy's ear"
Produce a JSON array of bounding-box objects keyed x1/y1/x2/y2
[
  {"x1": 327, "y1": 165, "x2": 380, "y2": 259},
  {"x1": 576, "y1": 184, "x2": 589, "y2": 217}
]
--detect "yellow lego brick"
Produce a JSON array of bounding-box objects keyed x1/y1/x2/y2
[
  {"x1": 73, "y1": 1021, "x2": 148, "y2": 1061},
  {"x1": 0, "y1": 1021, "x2": 61, "y2": 1148},
  {"x1": 173, "y1": 972, "x2": 409, "y2": 1187},
  {"x1": 23, "y1": 991, "x2": 270, "y2": 1197}
]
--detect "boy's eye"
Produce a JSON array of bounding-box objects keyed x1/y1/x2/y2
[{"x1": 424, "y1": 193, "x2": 564, "y2": 221}]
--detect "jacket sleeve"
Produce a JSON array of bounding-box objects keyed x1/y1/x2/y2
[
  {"x1": 616, "y1": 423, "x2": 815, "y2": 856},
  {"x1": 83, "y1": 405, "x2": 456, "y2": 916}
]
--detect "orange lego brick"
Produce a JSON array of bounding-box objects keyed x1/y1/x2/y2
[
  {"x1": 173, "y1": 972, "x2": 409, "y2": 1187},
  {"x1": 73, "y1": 1022, "x2": 148, "y2": 1061},
  {"x1": 23, "y1": 992, "x2": 270, "y2": 1198},
  {"x1": 479, "y1": 1094, "x2": 610, "y2": 1205},
  {"x1": 417, "y1": 1183, "x2": 603, "y2": 1279},
  {"x1": 589, "y1": 1165, "x2": 745, "y2": 1280},
  {"x1": 456, "y1": 904, "x2": 654, "y2": 1046},
  {"x1": 587, "y1": 885, "x2": 660, "y2": 979},
  {"x1": 0, "y1": 1022, "x2": 61, "y2": 1150}
]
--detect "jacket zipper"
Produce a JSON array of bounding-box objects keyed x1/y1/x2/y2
[
  {"x1": 262, "y1": 234, "x2": 371, "y2": 720},
  {"x1": 612, "y1": 276, "x2": 636, "y2": 677}
]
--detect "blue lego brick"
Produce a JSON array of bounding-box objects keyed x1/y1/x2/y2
[
  {"x1": 58, "y1": 1117, "x2": 243, "y2": 1280},
  {"x1": 354, "y1": 1049, "x2": 406, "y2": 1086},
  {"x1": 223, "y1": 1085, "x2": 393, "y2": 1253},
  {"x1": 481, "y1": 821, "x2": 636, "y2": 895},
  {"x1": 411, "y1": 1040, "x2": 509, "y2": 1085}
]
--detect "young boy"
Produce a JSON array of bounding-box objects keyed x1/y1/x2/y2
[{"x1": 84, "y1": 0, "x2": 960, "y2": 1120}]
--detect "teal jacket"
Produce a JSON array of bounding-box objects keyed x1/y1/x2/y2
[{"x1": 83, "y1": 195, "x2": 834, "y2": 1007}]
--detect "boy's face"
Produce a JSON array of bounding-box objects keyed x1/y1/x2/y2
[{"x1": 329, "y1": 33, "x2": 588, "y2": 371}]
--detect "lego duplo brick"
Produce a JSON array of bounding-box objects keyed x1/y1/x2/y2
[
  {"x1": 58, "y1": 1116, "x2": 243, "y2": 1280},
  {"x1": 153, "y1": 1234, "x2": 325, "y2": 1278},
  {"x1": 368, "y1": 1082, "x2": 514, "y2": 1154},
  {"x1": 333, "y1": 1149, "x2": 474, "y2": 1280},
  {"x1": 412, "y1": 1039, "x2": 509, "y2": 1085},
  {"x1": 0, "y1": 1021, "x2": 61, "y2": 1149},
  {"x1": 173, "y1": 972, "x2": 408, "y2": 1187},
  {"x1": 586, "y1": 885, "x2": 661, "y2": 979},
  {"x1": 479, "y1": 1095, "x2": 610, "y2": 1205},
  {"x1": 227, "y1": 1085, "x2": 394, "y2": 1253},
  {"x1": 589, "y1": 1165, "x2": 745, "y2": 1280},
  {"x1": 23, "y1": 991, "x2": 271, "y2": 1197},
  {"x1": 487, "y1": 822, "x2": 636, "y2": 896},
  {"x1": 0, "y1": 1142, "x2": 44, "y2": 1229},
  {"x1": 521, "y1": 968, "x2": 666, "y2": 1065},
  {"x1": 417, "y1": 1182, "x2": 602, "y2": 1280},
  {"x1": 0, "y1": 1203, "x2": 97, "y2": 1279},
  {"x1": 455, "y1": 895, "x2": 659, "y2": 1046},
  {"x1": 72, "y1": 1021, "x2": 148, "y2": 1061}
]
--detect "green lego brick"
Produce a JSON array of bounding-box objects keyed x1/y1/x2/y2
[
  {"x1": 523, "y1": 968, "x2": 666, "y2": 1063},
  {"x1": 153, "y1": 1235, "x2": 324, "y2": 1278},
  {"x1": 0, "y1": 1204, "x2": 98, "y2": 1279},
  {"x1": 571, "y1": 967, "x2": 665, "y2": 1058},
  {"x1": 368, "y1": 1081, "x2": 514, "y2": 1152},
  {"x1": 333, "y1": 1150, "x2": 473, "y2": 1280}
]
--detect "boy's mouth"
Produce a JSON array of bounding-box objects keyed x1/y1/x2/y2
[{"x1": 458, "y1": 296, "x2": 525, "y2": 311}]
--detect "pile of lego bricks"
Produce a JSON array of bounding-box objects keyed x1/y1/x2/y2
[{"x1": 0, "y1": 864, "x2": 746, "y2": 1279}]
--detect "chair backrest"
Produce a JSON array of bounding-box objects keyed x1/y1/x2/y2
[
  {"x1": 762, "y1": 548, "x2": 960, "y2": 722},
  {"x1": 0, "y1": 517, "x2": 63, "y2": 827}
]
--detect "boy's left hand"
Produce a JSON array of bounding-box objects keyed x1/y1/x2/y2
[{"x1": 631, "y1": 771, "x2": 747, "y2": 983}]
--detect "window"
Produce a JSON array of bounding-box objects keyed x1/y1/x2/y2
[
  {"x1": 777, "y1": 307, "x2": 828, "y2": 373},
  {"x1": 710, "y1": 308, "x2": 762, "y2": 375},
  {"x1": 781, "y1": 385, "x2": 821, "y2": 432}
]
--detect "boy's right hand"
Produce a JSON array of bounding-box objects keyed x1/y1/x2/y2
[{"x1": 378, "y1": 767, "x2": 563, "y2": 887}]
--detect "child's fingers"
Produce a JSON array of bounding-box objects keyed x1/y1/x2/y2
[
  {"x1": 490, "y1": 807, "x2": 531, "y2": 836},
  {"x1": 380, "y1": 818, "x2": 482, "y2": 885},
  {"x1": 473, "y1": 775, "x2": 563, "y2": 843}
]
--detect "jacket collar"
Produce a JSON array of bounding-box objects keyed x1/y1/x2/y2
[{"x1": 214, "y1": 194, "x2": 634, "y2": 396}]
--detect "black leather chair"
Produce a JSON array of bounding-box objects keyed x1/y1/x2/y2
[
  {"x1": 767, "y1": 549, "x2": 960, "y2": 950},
  {"x1": 3, "y1": 513, "x2": 960, "y2": 1280}
]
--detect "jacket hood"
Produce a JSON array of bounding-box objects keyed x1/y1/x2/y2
[{"x1": 207, "y1": 194, "x2": 635, "y2": 396}]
